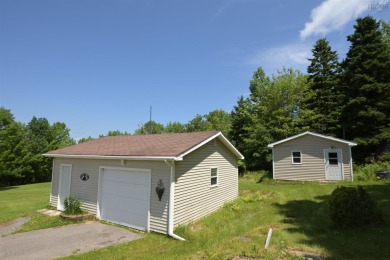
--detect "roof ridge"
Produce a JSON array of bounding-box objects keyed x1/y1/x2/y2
[{"x1": 99, "y1": 130, "x2": 220, "y2": 138}]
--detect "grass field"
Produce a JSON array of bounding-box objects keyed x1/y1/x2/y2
[
  {"x1": 67, "y1": 174, "x2": 390, "y2": 259},
  {"x1": 0, "y1": 182, "x2": 51, "y2": 223},
  {"x1": 1, "y1": 176, "x2": 389, "y2": 259}
]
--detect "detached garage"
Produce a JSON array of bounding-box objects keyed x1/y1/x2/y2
[
  {"x1": 268, "y1": 131, "x2": 357, "y2": 181},
  {"x1": 44, "y1": 131, "x2": 243, "y2": 239}
]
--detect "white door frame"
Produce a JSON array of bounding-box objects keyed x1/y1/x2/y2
[
  {"x1": 57, "y1": 164, "x2": 72, "y2": 211},
  {"x1": 97, "y1": 166, "x2": 151, "y2": 231},
  {"x1": 324, "y1": 149, "x2": 343, "y2": 181}
]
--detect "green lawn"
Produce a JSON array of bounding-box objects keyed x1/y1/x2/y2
[
  {"x1": 1, "y1": 177, "x2": 390, "y2": 259},
  {"x1": 0, "y1": 182, "x2": 51, "y2": 223},
  {"x1": 67, "y1": 174, "x2": 390, "y2": 259}
]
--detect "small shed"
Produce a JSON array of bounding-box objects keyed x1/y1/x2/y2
[
  {"x1": 44, "y1": 131, "x2": 243, "y2": 239},
  {"x1": 267, "y1": 131, "x2": 357, "y2": 181}
]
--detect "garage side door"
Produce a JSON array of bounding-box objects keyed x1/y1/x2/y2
[{"x1": 99, "y1": 168, "x2": 151, "y2": 231}]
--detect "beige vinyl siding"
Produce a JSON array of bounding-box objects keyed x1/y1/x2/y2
[
  {"x1": 50, "y1": 158, "x2": 170, "y2": 234},
  {"x1": 174, "y1": 139, "x2": 238, "y2": 227},
  {"x1": 273, "y1": 135, "x2": 352, "y2": 181}
]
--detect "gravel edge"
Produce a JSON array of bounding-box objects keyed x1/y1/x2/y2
[{"x1": 0, "y1": 217, "x2": 30, "y2": 237}]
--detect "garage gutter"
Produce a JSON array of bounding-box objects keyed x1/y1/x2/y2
[
  {"x1": 164, "y1": 160, "x2": 185, "y2": 241},
  {"x1": 43, "y1": 154, "x2": 182, "y2": 161}
]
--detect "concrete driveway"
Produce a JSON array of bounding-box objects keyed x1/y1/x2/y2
[{"x1": 0, "y1": 221, "x2": 143, "y2": 260}]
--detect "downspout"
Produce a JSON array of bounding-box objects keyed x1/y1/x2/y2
[
  {"x1": 271, "y1": 148, "x2": 275, "y2": 179},
  {"x1": 349, "y1": 146, "x2": 354, "y2": 181},
  {"x1": 49, "y1": 158, "x2": 55, "y2": 204},
  {"x1": 164, "y1": 160, "x2": 186, "y2": 241}
]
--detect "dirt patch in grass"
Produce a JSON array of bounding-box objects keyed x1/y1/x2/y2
[
  {"x1": 237, "y1": 236, "x2": 252, "y2": 242},
  {"x1": 287, "y1": 248, "x2": 323, "y2": 260},
  {"x1": 61, "y1": 212, "x2": 95, "y2": 220},
  {"x1": 188, "y1": 223, "x2": 203, "y2": 233}
]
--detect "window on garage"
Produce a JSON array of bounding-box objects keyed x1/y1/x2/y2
[{"x1": 211, "y1": 168, "x2": 218, "y2": 186}]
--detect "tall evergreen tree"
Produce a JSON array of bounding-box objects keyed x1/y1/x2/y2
[
  {"x1": 229, "y1": 96, "x2": 252, "y2": 159},
  {"x1": 304, "y1": 38, "x2": 343, "y2": 137},
  {"x1": 341, "y1": 16, "x2": 390, "y2": 162}
]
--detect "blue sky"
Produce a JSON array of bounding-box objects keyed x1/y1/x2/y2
[{"x1": 1, "y1": 0, "x2": 389, "y2": 140}]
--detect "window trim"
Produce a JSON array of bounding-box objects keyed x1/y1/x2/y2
[
  {"x1": 291, "y1": 150, "x2": 302, "y2": 165},
  {"x1": 210, "y1": 167, "x2": 218, "y2": 187}
]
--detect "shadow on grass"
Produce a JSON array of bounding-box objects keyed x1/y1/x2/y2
[
  {"x1": 274, "y1": 183, "x2": 390, "y2": 259},
  {"x1": 0, "y1": 186, "x2": 17, "y2": 191},
  {"x1": 257, "y1": 171, "x2": 273, "y2": 183}
]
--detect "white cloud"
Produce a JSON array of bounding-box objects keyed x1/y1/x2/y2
[
  {"x1": 300, "y1": 0, "x2": 389, "y2": 39},
  {"x1": 242, "y1": 43, "x2": 312, "y2": 74},
  {"x1": 211, "y1": 0, "x2": 238, "y2": 20}
]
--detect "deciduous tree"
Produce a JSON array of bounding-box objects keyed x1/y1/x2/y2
[
  {"x1": 164, "y1": 121, "x2": 185, "y2": 133},
  {"x1": 230, "y1": 67, "x2": 309, "y2": 170},
  {"x1": 0, "y1": 110, "x2": 75, "y2": 186},
  {"x1": 0, "y1": 121, "x2": 26, "y2": 185},
  {"x1": 134, "y1": 121, "x2": 164, "y2": 134}
]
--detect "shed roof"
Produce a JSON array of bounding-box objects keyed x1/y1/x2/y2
[
  {"x1": 44, "y1": 131, "x2": 244, "y2": 161},
  {"x1": 267, "y1": 131, "x2": 357, "y2": 148}
]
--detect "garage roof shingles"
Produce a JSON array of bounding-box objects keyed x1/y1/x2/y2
[{"x1": 46, "y1": 131, "x2": 219, "y2": 157}]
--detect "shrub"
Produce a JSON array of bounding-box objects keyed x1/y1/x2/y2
[
  {"x1": 224, "y1": 201, "x2": 241, "y2": 212},
  {"x1": 354, "y1": 161, "x2": 390, "y2": 180},
  {"x1": 329, "y1": 186, "x2": 383, "y2": 228},
  {"x1": 240, "y1": 170, "x2": 272, "y2": 183},
  {"x1": 238, "y1": 160, "x2": 247, "y2": 176},
  {"x1": 64, "y1": 195, "x2": 83, "y2": 215},
  {"x1": 241, "y1": 191, "x2": 267, "y2": 203},
  {"x1": 380, "y1": 152, "x2": 390, "y2": 163}
]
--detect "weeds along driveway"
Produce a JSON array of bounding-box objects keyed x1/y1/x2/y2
[{"x1": 0, "y1": 221, "x2": 143, "y2": 260}]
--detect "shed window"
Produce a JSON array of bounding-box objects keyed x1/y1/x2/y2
[
  {"x1": 328, "y1": 152, "x2": 338, "y2": 165},
  {"x1": 292, "y1": 151, "x2": 302, "y2": 164},
  {"x1": 211, "y1": 168, "x2": 218, "y2": 186}
]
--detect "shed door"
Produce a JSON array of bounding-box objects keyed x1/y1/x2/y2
[
  {"x1": 324, "y1": 149, "x2": 343, "y2": 181},
  {"x1": 57, "y1": 164, "x2": 72, "y2": 211},
  {"x1": 99, "y1": 168, "x2": 151, "y2": 231}
]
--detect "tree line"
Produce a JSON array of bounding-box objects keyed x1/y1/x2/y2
[
  {"x1": 0, "y1": 109, "x2": 74, "y2": 186},
  {"x1": 1, "y1": 16, "x2": 389, "y2": 185},
  {"x1": 230, "y1": 16, "x2": 390, "y2": 170},
  {"x1": 0, "y1": 107, "x2": 231, "y2": 186}
]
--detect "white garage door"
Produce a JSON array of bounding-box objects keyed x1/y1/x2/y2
[{"x1": 99, "y1": 167, "x2": 151, "y2": 231}]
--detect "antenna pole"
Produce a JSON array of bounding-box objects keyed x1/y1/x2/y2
[{"x1": 149, "y1": 106, "x2": 152, "y2": 134}]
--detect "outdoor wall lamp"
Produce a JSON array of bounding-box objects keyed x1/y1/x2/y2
[
  {"x1": 80, "y1": 173, "x2": 89, "y2": 181},
  {"x1": 155, "y1": 179, "x2": 165, "y2": 201}
]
